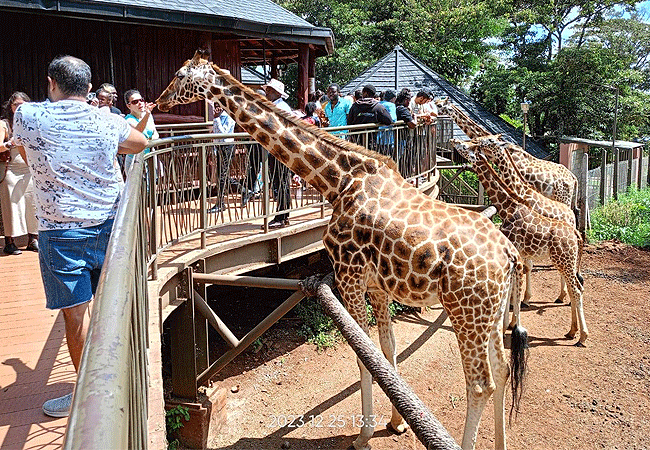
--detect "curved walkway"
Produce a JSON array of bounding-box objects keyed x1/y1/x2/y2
[{"x1": 0, "y1": 236, "x2": 74, "y2": 450}]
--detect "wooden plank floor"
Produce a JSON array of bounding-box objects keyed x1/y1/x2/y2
[{"x1": 0, "y1": 235, "x2": 73, "y2": 450}]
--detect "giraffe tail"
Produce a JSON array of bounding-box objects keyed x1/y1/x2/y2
[
  {"x1": 509, "y1": 259, "x2": 528, "y2": 423},
  {"x1": 576, "y1": 230, "x2": 585, "y2": 288}
]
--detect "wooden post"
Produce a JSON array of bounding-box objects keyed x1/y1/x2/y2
[
  {"x1": 579, "y1": 150, "x2": 589, "y2": 234},
  {"x1": 628, "y1": 148, "x2": 633, "y2": 190},
  {"x1": 308, "y1": 45, "x2": 316, "y2": 97},
  {"x1": 300, "y1": 273, "x2": 461, "y2": 450},
  {"x1": 297, "y1": 44, "x2": 310, "y2": 110},
  {"x1": 600, "y1": 149, "x2": 607, "y2": 206},
  {"x1": 170, "y1": 268, "x2": 198, "y2": 400},
  {"x1": 193, "y1": 260, "x2": 209, "y2": 375},
  {"x1": 613, "y1": 147, "x2": 619, "y2": 200}
]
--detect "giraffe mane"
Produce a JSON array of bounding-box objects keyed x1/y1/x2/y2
[{"x1": 207, "y1": 62, "x2": 399, "y2": 173}]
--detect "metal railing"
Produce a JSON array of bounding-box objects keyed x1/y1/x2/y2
[
  {"x1": 142, "y1": 120, "x2": 448, "y2": 277},
  {"x1": 62, "y1": 118, "x2": 450, "y2": 448},
  {"x1": 64, "y1": 152, "x2": 150, "y2": 449}
]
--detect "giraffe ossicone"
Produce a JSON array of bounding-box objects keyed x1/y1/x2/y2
[{"x1": 158, "y1": 51, "x2": 529, "y2": 450}]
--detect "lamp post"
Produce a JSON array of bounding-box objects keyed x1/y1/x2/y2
[{"x1": 521, "y1": 102, "x2": 530, "y2": 153}]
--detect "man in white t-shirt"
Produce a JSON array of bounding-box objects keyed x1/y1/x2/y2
[{"x1": 12, "y1": 55, "x2": 148, "y2": 418}]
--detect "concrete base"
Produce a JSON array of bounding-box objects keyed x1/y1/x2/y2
[{"x1": 165, "y1": 386, "x2": 227, "y2": 449}]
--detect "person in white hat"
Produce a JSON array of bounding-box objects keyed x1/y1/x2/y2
[{"x1": 261, "y1": 79, "x2": 292, "y2": 228}]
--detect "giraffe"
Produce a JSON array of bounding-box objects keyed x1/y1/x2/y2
[
  {"x1": 157, "y1": 50, "x2": 529, "y2": 450},
  {"x1": 451, "y1": 138, "x2": 588, "y2": 347},
  {"x1": 473, "y1": 135, "x2": 577, "y2": 305},
  {"x1": 436, "y1": 98, "x2": 579, "y2": 211}
]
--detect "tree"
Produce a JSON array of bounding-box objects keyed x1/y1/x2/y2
[{"x1": 279, "y1": 0, "x2": 509, "y2": 86}]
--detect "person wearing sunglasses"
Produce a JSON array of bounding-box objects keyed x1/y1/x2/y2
[{"x1": 123, "y1": 89, "x2": 158, "y2": 173}]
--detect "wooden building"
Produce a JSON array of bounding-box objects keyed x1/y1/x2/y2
[{"x1": 0, "y1": 0, "x2": 334, "y2": 121}]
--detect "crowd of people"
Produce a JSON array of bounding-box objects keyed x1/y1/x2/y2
[
  {"x1": 204, "y1": 80, "x2": 439, "y2": 228},
  {"x1": 0, "y1": 76, "x2": 158, "y2": 256}
]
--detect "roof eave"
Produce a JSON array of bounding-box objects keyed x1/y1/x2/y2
[{"x1": 0, "y1": 0, "x2": 335, "y2": 54}]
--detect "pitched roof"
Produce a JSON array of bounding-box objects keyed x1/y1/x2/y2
[
  {"x1": 241, "y1": 66, "x2": 267, "y2": 86},
  {"x1": 0, "y1": 0, "x2": 334, "y2": 55},
  {"x1": 342, "y1": 46, "x2": 548, "y2": 159}
]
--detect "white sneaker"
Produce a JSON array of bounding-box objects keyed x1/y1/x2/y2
[{"x1": 43, "y1": 392, "x2": 72, "y2": 418}]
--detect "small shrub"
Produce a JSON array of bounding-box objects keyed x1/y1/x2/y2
[
  {"x1": 588, "y1": 187, "x2": 650, "y2": 248},
  {"x1": 294, "y1": 296, "x2": 342, "y2": 350},
  {"x1": 166, "y1": 405, "x2": 190, "y2": 450}
]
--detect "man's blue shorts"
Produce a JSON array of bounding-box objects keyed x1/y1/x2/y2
[{"x1": 38, "y1": 219, "x2": 114, "y2": 310}]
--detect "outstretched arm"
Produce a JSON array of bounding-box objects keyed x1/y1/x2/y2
[{"x1": 118, "y1": 128, "x2": 149, "y2": 154}]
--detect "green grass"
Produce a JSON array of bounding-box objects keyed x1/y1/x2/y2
[
  {"x1": 294, "y1": 290, "x2": 418, "y2": 351},
  {"x1": 588, "y1": 186, "x2": 650, "y2": 248}
]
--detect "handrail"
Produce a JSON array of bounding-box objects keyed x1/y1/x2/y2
[{"x1": 64, "y1": 151, "x2": 149, "y2": 449}]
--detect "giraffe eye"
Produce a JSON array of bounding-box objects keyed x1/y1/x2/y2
[{"x1": 175, "y1": 70, "x2": 185, "y2": 79}]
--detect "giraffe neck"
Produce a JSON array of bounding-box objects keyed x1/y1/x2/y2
[
  {"x1": 448, "y1": 104, "x2": 490, "y2": 139},
  {"x1": 473, "y1": 156, "x2": 524, "y2": 218},
  {"x1": 483, "y1": 143, "x2": 530, "y2": 197},
  {"x1": 202, "y1": 67, "x2": 393, "y2": 203}
]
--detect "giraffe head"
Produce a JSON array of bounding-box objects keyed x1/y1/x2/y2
[
  {"x1": 473, "y1": 135, "x2": 506, "y2": 161},
  {"x1": 434, "y1": 97, "x2": 452, "y2": 115},
  {"x1": 156, "y1": 49, "x2": 229, "y2": 111},
  {"x1": 450, "y1": 138, "x2": 479, "y2": 165}
]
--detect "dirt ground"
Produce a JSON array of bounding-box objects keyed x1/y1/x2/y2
[{"x1": 205, "y1": 241, "x2": 650, "y2": 450}]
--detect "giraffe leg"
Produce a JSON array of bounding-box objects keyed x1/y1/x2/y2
[
  {"x1": 555, "y1": 273, "x2": 567, "y2": 304},
  {"x1": 522, "y1": 259, "x2": 532, "y2": 308},
  {"x1": 489, "y1": 328, "x2": 509, "y2": 450},
  {"x1": 336, "y1": 282, "x2": 375, "y2": 450},
  {"x1": 565, "y1": 275, "x2": 589, "y2": 346},
  {"x1": 367, "y1": 291, "x2": 408, "y2": 434},
  {"x1": 456, "y1": 330, "x2": 494, "y2": 450}
]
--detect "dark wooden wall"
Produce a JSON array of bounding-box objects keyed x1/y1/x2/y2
[{"x1": 0, "y1": 11, "x2": 228, "y2": 119}]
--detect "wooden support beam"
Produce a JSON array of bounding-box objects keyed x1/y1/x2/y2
[{"x1": 297, "y1": 43, "x2": 310, "y2": 110}]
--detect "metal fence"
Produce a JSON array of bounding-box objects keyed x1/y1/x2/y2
[
  {"x1": 571, "y1": 147, "x2": 650, "y2": 210},
  {"x1": 62, "y1": 118, "x2": 449, "y2": 448}
]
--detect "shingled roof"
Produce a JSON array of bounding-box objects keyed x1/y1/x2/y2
[
  {"x1": 0, "y1": 0, "x2": 334, "y2": 56},
  {"x1": 342, "y1": 46, "x2": 547, "y2": 159}
]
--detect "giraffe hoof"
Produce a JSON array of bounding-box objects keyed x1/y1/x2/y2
[
  {"x1": 352, "y1": 439, "x2": 371, "y2": 450},
  {"x1": 574, "y1": 341, "x2": 586, "y2": 348},
  {"x1": 554, "y1": 298, "x2": 564, "y2": 304},
  {"x1": 387, "y1": 420, "x2": 409, "y2": 434},
  {"x1": 521, "y1": 302, "x2": 530, "y2": 309}
]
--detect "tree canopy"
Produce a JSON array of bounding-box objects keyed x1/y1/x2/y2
[{"x1": 279, "y1": 0, "x2": 650, "y2": 142}]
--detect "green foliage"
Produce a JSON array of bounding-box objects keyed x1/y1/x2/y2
[
  {"x1": 280, "y1": 0, "x2": 508, "y2": 85},
  {"x1": 294, "y1": 296, "x2": 342, "y2": 350},
  {"x1": 295, "y1": 293, "x2": 415, "y2": 350},
  {"x1": 588, "y1": 187, "x2": 650, "y2": 248},
  {"x1": 166, "y1": 405, "x2": 190, "y2": 450}
]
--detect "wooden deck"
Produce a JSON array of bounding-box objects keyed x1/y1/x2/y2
[{"x1": 0, "y1": 235, "x2": 73, "y2": 450}]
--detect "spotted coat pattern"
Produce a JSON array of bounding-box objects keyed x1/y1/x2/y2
[
  {"x1": 453, "y1": 140, "x2": 588, "y2": 346},
  {"x1": 157, "y1": 51, "x2": 527, "y2": 450},
  {"x1": 473, "y1": 136, "x2": 578, "y2": 303},
  {"x1": 436, "y1": 98, "x2": 578, "y2": 210}
]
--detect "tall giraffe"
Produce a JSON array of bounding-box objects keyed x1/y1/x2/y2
[
  {"x1": 451, "y1": 139, "x2": 588, "y2": 346},
  {"x1": 436, "y1": 98, "x2": 578, "y2": 211},
  {"x1": 473, "y1": 135, "x2": 577, "y2": 304},
  {"x1": 157, "y1": 50, "x2": 529, "y2": 450}
]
